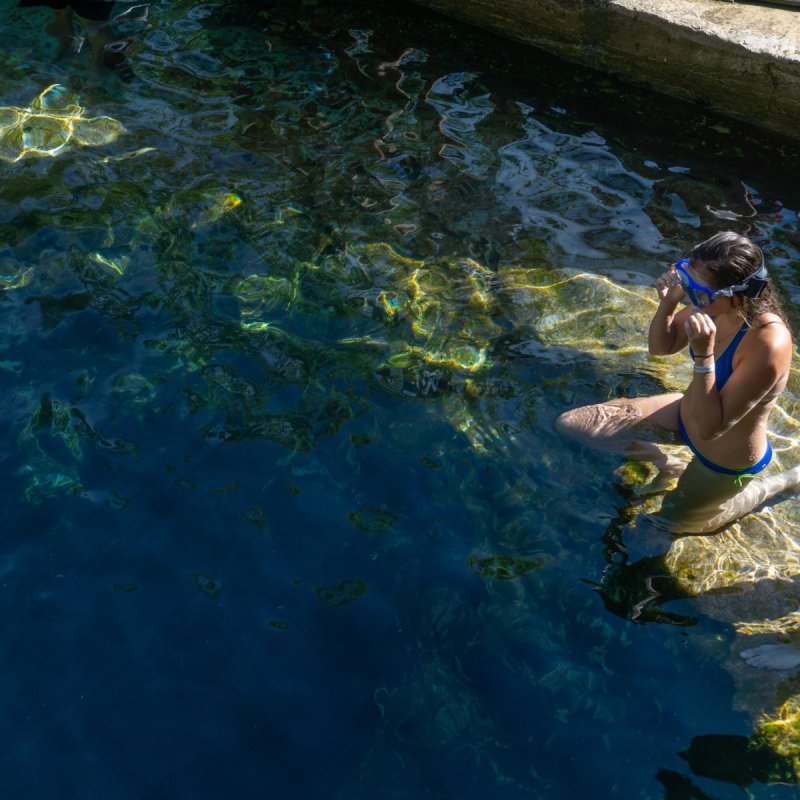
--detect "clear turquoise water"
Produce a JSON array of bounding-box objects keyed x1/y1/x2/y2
[{"x1": 2, "y1": 1, "x2": 800, "y2": 797}]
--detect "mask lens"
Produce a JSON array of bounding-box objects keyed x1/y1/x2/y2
[
  {"x1": 676, "y1": 263, "x2": 714, "y2": 308},
  {"x1": 695, "y1": 290, "x2": 713, "y2": 308}
]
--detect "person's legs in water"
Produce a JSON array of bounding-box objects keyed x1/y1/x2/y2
[
  {"x1": 558, "y1": 393, "x2": 800, "y2": 533},
  {"x1": 556, "y1": 393, "x2": 685, "y2": 475},
  {"x1": 658, "y1": 458, "x2": 800, "y2": 534}
]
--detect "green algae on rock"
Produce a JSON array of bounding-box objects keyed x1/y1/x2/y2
[
  {"x1": 753, "y1": 698, "x2": 800, "y2": 782},
  {"x1": 190, "y1": 573, "x2": 224, "y2": 601},
  {"x1": 466, "y1": 552, "x2": 546, "y2": 580},
  {"x1": 313, "y1": 579, "x2": 368, "y2": 607},
  {"x1": 347, "y1": 507, "x2": 399, "y2": 532}
]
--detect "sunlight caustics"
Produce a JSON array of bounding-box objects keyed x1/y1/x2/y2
[
  {"x1": 666, "y1": 515, "x2": 800, "y2": 596},
  {"x1": 736, "y1": 610, "x2": 800, "y2": 637},
  {"x1": 0, "y1": 85, "x2": 125, "y2": 162}
]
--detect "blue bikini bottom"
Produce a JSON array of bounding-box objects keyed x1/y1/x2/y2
[{"x1": 677, "y1": 411, "x2": 772, "y2": 476}]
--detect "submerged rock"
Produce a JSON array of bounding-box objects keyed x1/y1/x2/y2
[
  {"x1": 313, "y1": 579, "x2": 367, "y2": 607},
  {"x1": 190, "y1": 573, "x2": 224, "y2": 601}
]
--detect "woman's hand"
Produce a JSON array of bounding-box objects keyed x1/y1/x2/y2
[
  {"x1": 684, "y1": 308, "x2": 716, "y2": 355},
  {"x1": 656, "y1": 265, "x2": 685, "y2": 305}
]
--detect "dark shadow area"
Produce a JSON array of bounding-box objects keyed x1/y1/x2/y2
[{"x1": 656, "y1": 732, "x2": 797, "y2": 797}]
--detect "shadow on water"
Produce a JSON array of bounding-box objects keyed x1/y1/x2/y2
[{"x1": 3, "y1": 0, "x2": 800, "y2": 797}]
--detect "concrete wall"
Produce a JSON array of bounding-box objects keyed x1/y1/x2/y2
[{"x1": 406, "y1": 0, "x2": 800, "y2": 141}]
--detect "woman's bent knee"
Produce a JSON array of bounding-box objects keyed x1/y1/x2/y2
[
  {"x1": 556, "y1": 401, "x2": 642, "y2": 442},
  {"x1": 555, "y1": 408, "x2": 582, "y2": 435}
]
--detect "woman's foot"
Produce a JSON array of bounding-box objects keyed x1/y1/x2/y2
[{"x1": 741, "y1": 644, "x2": 800, "y2": 671}]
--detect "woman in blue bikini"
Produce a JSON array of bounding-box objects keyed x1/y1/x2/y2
[{"x1": 557, "y1": 231, "x2": 798, "y2": 533}]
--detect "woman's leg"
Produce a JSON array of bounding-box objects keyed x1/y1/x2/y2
[
  {"x1": 659, "y1": 461, "x2": 800, "y2": 534},
  {"x1": 556, "y1": 393, "x2": 683, "y2": 468}
]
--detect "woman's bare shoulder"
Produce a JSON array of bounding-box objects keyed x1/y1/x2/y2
[{"x1": 748, "y1": 314, "x2": 793, "y2": 358}]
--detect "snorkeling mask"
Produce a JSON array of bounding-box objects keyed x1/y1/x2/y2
[{"x1": 674, "y1": 257, "x2": 769, "y2": 309}]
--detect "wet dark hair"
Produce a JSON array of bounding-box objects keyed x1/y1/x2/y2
[{"x1": 691, "y1": 231, "x2": 790, "y2": 328}]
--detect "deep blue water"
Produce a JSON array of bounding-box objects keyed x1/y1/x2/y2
[{"x1": 1, "y1": 0, "x2": 800, "y2": 797}]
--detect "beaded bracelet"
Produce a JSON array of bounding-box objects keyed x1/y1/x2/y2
[
  {"x1": 694, "y1": 363, "x2": 715, "y2": 374},
  {"x1": 693, "y1": 353, "x2": 714, "y2": 359}
]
